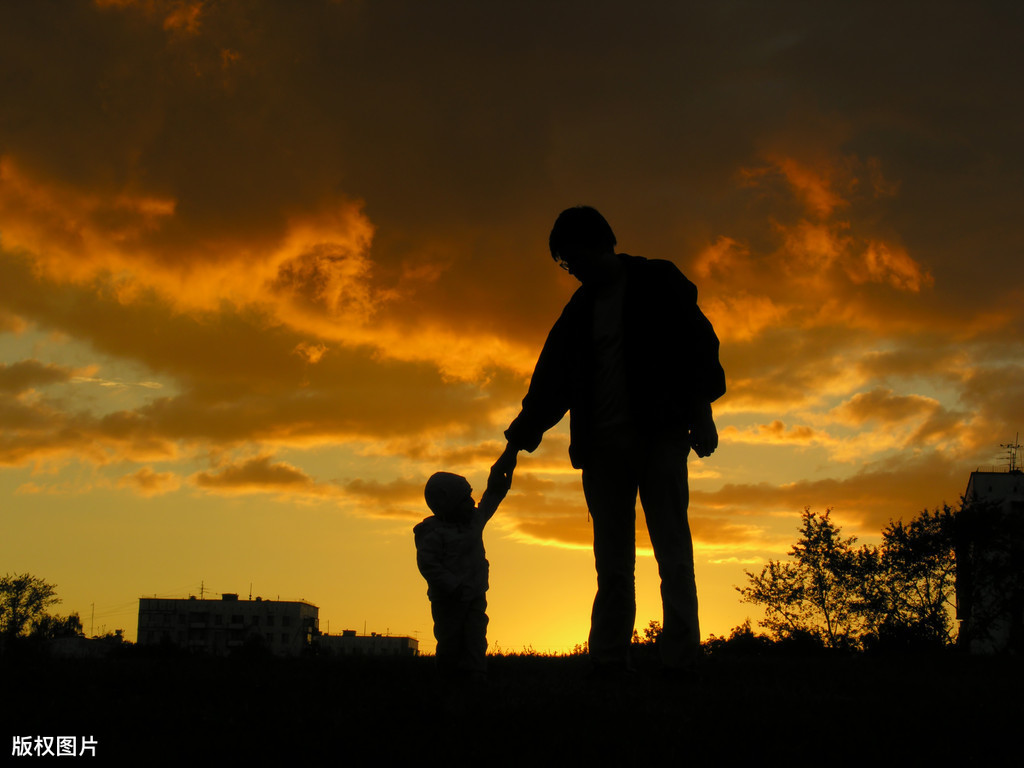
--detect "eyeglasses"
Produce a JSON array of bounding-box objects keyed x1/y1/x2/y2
[{"x1": 554, "y1": 253, "x2": 574, "y2": 272}]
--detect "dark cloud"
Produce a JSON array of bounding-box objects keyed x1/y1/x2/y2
[
  {"x1": 720, "y1": 326, "x2": 865, "y2": 409},
  {"x1": 832, "y1": 388, "x2": 938, "y2": 426},
  {"x1": 857, "y1": 344, "x2": 966, "y2": 381},
  {"x1": 1, "y1": 1, "x2": 1014, "y2": 341},
  {"x1": 0, "y1": 360, "x2": 74, "y2": 393},
  {"x1": 958, "y1": 364, "x2": 1024, "y2": 450}
]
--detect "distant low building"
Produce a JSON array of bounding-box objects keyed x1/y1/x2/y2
[
  {"x1": 318, "y1": 629, "x2": 418, "y2": 657},
  {"x1": 137, "y1": 593, "x2": 319, "y2": 657},
  {"x1": 957, "y1": 470, "x2": 1024, "y2": 653}
]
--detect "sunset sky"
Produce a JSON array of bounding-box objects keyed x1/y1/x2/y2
[{"x1": 2, "y1": 1, "x2": 1022, "y2": 653}]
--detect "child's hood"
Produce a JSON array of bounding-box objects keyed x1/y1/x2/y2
[
  {"x1": 413, "y1": 517, "x2": 436, "y2": 538},
  {"x1": 413, "y1": 515, "x2": 458, "y2": 541}
]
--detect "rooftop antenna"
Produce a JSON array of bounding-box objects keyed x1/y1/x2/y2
[
  {"x1": 1001, "y1": 433, "x2": 1021, "y2": 472},
  {"x1": 249, "y1": 582, "x2": 253, "y2": 601}
]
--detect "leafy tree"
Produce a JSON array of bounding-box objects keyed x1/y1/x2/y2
[
  {"x1": 739, "y1": 508, "x2": 869, "y2": 648},
  {"x1": 874, "y1": 506, "x2": 958, "y2": 647},
  {"x1": 739, "y1": 506, "x2": 960, "y2": 651},
  {"x1": 32, "y1": 612, "x2": 84, "y2": 640},
  {"x1": 0, "y1": 572, "x2": 60, "y2": 639},
  {"x1": 631, "y1": 619, "x2": 663, "y2": 646}
]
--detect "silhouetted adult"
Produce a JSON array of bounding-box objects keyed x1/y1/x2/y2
[{"x1": 492, "y1": 206, "x2": 725, "y2": 673}]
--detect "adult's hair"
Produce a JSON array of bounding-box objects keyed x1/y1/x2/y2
[{"x1": 548, "y1": 206, "x2": 617, "y2": 259}]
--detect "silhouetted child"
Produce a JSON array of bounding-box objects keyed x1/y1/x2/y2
[{"x1": 414, "y1": 468, "x2": 509, "y2": 680}]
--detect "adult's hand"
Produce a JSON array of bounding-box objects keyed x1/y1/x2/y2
[{"x1": 689, "y1": 404, "x2": 719, "y2": 458}]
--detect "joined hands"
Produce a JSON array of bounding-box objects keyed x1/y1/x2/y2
[{"x1": 488, "y1": 443, "x2": 518, "y2": 495}]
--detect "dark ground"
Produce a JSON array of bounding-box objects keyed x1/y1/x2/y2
[{"x1": 2, "y1": 649, "x2": 1020, "y2": 764}]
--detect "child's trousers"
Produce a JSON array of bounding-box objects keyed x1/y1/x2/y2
[{"x1": 431, "y1": 594, "x2": 488, "y2": 676}]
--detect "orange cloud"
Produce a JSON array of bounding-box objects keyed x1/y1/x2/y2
[
  {"x1": 722, "y1": 420, "x2": 833, "y2": 447},
  {"x1": 500, "y1": 490, "x2": 592, "y2": 550},
  {"x1": 700, "y1": 293, "x2": 789, "y2": 344},
  {"x1": 780, "y1": 219, "x2": 849, "y2": 276},
  {"x1": 689, "y1": 516, "x2": 771, "y2": 548},
  {"x1": 831, "y1": 388, "x2": 939, "y2": 426},
  {"x1": 861, "y1": 241, "x2": 932, "y2": 292},
  {"x1": 0, "y1": 157, "x2": 177, "y2": 284},
  {"x1": 694, "y1": 236, "x2": 749, "y2": 281},
  {"x1": 162, "y1": 1, "x2": 203, "y2": 34},
  {"x1": 187, "y1": 457, "x2": 437, "y2": 519},
  {"x1": 0, "y1": 239, "x2": 533, "y2": 468},
  {"x1": 118, "y1": 466, "x2": 181, "y2": 496},
  {"x1": 1, "y1": 156, "x2": 543, "y2": 385},
  {"x1": 691, "y1": 449, "x2": 969, "y2": 535},
  {"x1": 193, "y1": 455, "x2": 315, "y2": 493},
  {"x1": 772, "y1": 156, "x2": 848, "y2": 218},
  {"x1": 339, "y1": 477, "x2": 431, "y2": 520}
]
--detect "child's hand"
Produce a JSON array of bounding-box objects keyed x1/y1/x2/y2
[
  {"x1": 487, "y1": 464, "x2": 512, "y2": 497},
  {"x1": 491, "y1": 444, "x2": 518, "y2": 485}
]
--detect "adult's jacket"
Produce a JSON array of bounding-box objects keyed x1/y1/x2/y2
[{"x1": 505, "y1": 254, "x2": 725, "y2": 468}]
